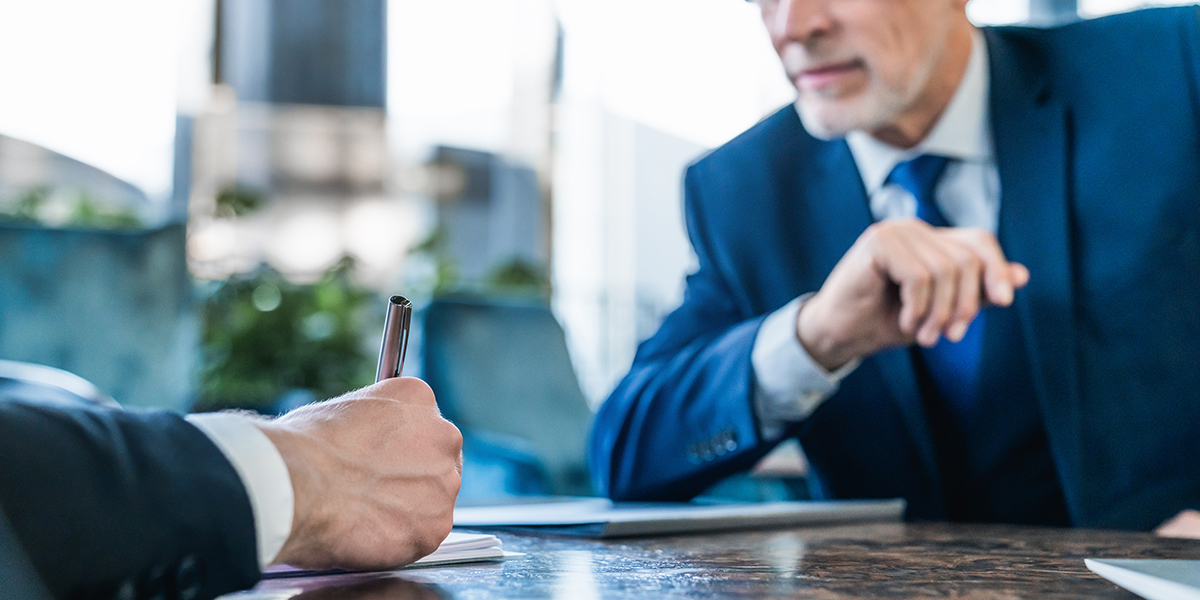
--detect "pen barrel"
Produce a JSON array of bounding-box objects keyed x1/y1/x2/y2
[{"x1": 376, "y1": 296, "x2": 412, "y2": 382}]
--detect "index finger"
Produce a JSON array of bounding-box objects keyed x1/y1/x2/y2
[{"x1": 948, "y1": 229, "x2": 1017, "y2": 307}]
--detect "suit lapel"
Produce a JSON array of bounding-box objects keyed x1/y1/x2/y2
[
  {"x1": 798, "y1": 132, "x2": 945, "y2": 503},
  {"x1": 986, "y1": 29, "x2": 1084, "y2": 515}
]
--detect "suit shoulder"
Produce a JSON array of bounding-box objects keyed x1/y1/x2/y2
[
  {"x1": 988, "y1": 7, "x2": 1200, "y2": 105},
  {"x1": 688, "y1": 105, "x2": 820, "y2": 185},
  {"x1": 989, "y1": 7, "x2": 1199, "y2": 70}
]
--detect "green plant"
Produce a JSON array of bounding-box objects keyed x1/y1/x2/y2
[
  {"x1": 65, "y1": 193, "x2": 142, "y2": 229},
  {"x1": 196, "y1": 258, "x2": 377, "y2": 412},
  {"x1": 486, "y1": 258, "x2": 549, "y2": 298},
  {"x1": 214, "y1": 186, "x2": 264, "y2": 217},
  {"x1": 0, "y1": 187, "x2": 141, "y2": 229}
]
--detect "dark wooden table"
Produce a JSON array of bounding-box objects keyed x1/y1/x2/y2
[{"x1": 243, "y1": 523, "x2": 1200, "y2": 599}]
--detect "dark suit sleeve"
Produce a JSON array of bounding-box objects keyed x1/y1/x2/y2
[
  {"x1": 588, "y1": 166, "x2": 783, "y2": 501},
  {"x1": 0, "y1": 399, "x2": 261, "y2": 600},
  {"x1": 0, "y1": 503, "x2": 52, "y2": 600}
]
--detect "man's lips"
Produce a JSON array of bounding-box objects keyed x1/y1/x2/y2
[{"x1": 796, "y1": 59, "x2": 864, "y2": 89}]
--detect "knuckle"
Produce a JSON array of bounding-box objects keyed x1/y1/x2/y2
[
  {"x1": 864, "y1": 220, "x2": 902, "y2": 242},
  {"x1": 861, "y1": 223, "x2": 885, "y2": 245},
  {"x1": 439, "y1": 419, "x2": 464, "y2": 449},
  {"x1": 446, "y1": 471, "x2": 463, "y2": 497},
  {"x1": 865, "y1": 221, "x2": 887, "y2": 236},
  {"x1": 957, "y1": 253, "x2": 982, "y2": 276},
  {"x1": 932, "y1": 260, "x2": 955, "y2": 280},
  {"x1": 399, "y1": 377, "x2": 437, "y2": 403},
  {"x1": 962, "y1": 226, "x2": 992, "y2": 241},
  {"x1": 376, "y1": 376, "x2": 435, "y2": 403}
]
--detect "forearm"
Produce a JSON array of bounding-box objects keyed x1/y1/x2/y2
[{"x1": 589, "y1": 317, "x2": 774, "y2": 501}]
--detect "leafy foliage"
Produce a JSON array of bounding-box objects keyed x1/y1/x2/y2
[
  {"x1": 196, "y1": 258, "x2": 376, "y2": 412},
  {"x1": 0, "y1": 187, "x2": 142, "y2": 229}
]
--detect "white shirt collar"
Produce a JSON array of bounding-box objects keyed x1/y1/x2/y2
[{"x1": 842, "y1": 28, "x2": 992, "y2": 194}]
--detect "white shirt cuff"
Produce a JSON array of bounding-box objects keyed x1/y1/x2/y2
[
  {"x1": 751, "y1": 295, "x2": 860, "y2": 440},
  {"x1": 186, "y1": 412, "x2": 294, "y2": 569}
]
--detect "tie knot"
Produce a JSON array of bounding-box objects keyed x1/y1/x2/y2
[{"x1": 885, "y1": 154, "x2": 951, "y2": 227}]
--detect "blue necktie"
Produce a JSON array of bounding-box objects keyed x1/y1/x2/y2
[{"x1": 885, "y1": 155, "x2": 983, "y2": 414}]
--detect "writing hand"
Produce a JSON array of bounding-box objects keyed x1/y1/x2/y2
[
  {"x1": 256, "y1": 378, "x2": 463, "y2": 570},
  {"x1": 798, "y1": 219, "x2": 1029, "y2": 371}
]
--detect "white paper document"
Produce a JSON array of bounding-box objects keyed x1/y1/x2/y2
[
  {"x1": 454, "y1": 497, "x2": 906, "y2": 537},
  {"x1": 262, "y1": 532, "x2": 517, "y2": 579},
  {"x1": 1086, "y1": 559, "x2": 1200, "y2": 600},
  {"x1": 409, "y1": 532, "x2": 513, "y2": 567}
]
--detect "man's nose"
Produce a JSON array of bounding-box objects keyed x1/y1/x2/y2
[{"x1": 769, "y1": 0, "x2": 836, "y2": 45}]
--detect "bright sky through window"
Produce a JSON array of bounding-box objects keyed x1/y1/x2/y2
[{"x1": 0, "y1": 1, "x2": 179, "y2": 199}]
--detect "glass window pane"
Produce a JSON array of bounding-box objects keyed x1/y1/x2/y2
[
  {"x1": 968, "y1": 0, "x2": 1031, "y2": 25},
  {"x1": 1080, "y1": 0, "x2": 1198, "y2": 18}
]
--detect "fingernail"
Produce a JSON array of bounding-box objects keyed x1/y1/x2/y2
[
  {"x1": 998, "y1": 284, "x2": 1013, "y2": 306},
  {"x1": 948, "y1": 322, "x2": 967, "y2": 342}
]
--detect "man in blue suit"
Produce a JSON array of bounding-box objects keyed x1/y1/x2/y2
[{"x1": 590, "y1": 0, "x2": 1200, "y2": 533}]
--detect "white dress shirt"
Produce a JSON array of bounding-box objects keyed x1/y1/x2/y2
[
  {"x1": 186, "y1": 413, "x2": 294, "y2": 568},
  {"x1": 752, "y1": 29, "x2": 1001, "y2": 440}
]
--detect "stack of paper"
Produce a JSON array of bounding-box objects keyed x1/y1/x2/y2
[
  {"x1": 409, "y1": 532, "x2": 509, "y2": 567},
  {"x1": 262, "y1": 532, "x2": 515, "y2": 579}
]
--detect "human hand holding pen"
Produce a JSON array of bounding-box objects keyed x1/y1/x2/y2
[{"x1": 254, "y1": 295, "x2": 462, "y2": 571}]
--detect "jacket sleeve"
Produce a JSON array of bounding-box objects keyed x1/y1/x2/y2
[
  {"x1": 0, "y1": 399, "x2": 261, "y2": 600},
  {"x1": 588, "y1": 165, "x2": 786, "y2": 501}
]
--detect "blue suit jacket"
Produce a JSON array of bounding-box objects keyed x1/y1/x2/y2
[{"x1": 590, "y1": 7, "x2": 1200, "y2": 530}]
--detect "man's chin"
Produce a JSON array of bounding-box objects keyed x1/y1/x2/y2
[
  {"x1": 794, "y1": 94, "x2": 902, "y2": 141},
  {"x1": 794, "y1": 99, "x2": 862, "y2": 140}
]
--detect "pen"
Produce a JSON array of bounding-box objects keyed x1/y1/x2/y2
[{"x1": 376, "y1": 295, "x2": 413, "y2": 382}]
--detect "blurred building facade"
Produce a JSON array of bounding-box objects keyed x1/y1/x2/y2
[{"x1": 188, "y1": 0, "x2": 402, "y2": 284}]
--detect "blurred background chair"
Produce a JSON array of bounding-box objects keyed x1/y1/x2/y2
[
  {"x1": 422, "y1": 297, "x2": 594, "y2": 499},
  {"x1": 0, "y1": 360, "x2": 119, "y2": 409},
  {"x1": 0, "y1": 223, "x2": 195, "y2": 411}
]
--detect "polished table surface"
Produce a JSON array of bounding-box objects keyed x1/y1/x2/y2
[{"x1": 246, "y1": 522, "x2": 1200, "y2": 599}]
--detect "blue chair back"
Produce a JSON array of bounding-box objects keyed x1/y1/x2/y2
[{"x1": 423, "y1": 298, "x2": 593, "y2": 496}]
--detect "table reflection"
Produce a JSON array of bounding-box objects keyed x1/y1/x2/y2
[
  {"x1": 286, "y1": 577, "x2": 445, "y2": 600},
  {"x1": 224, "y1": 523, "x2": 1200, "y2": 599},
  {"x1": 225, "y1": 573, "x2": 444, "y2": 600}
]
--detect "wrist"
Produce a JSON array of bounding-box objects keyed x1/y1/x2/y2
[
  {"x1": 252, "y1": 421, "x2": 323, "y2": 566},
  {"x1": 796, "y1": 295, "x2": 861, "y2": 372}
]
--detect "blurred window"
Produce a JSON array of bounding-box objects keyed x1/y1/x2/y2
[
  {"x1": 0, "y1": 1, "x2": 191, "y2": 199},
  {"x1": 968, "y1": 0, "x2": 1032, "y2": 25},
  {"x1": 1079, "y1": 0, "x2": 1198, "y2": 17}
]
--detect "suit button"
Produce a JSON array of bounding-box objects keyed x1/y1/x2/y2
[
  {"x1": 177, "y1": 555, "x2": 203, "y2": 600},
  {"x1": 142, "y1": 563, "x2": 169, "y2": 600},
  {"x1": 114, "y1": 580, "x2": 136, "y2": 600},
  {"x1": 724, "y1": 431, "x2": 739, "y2": 452}
]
